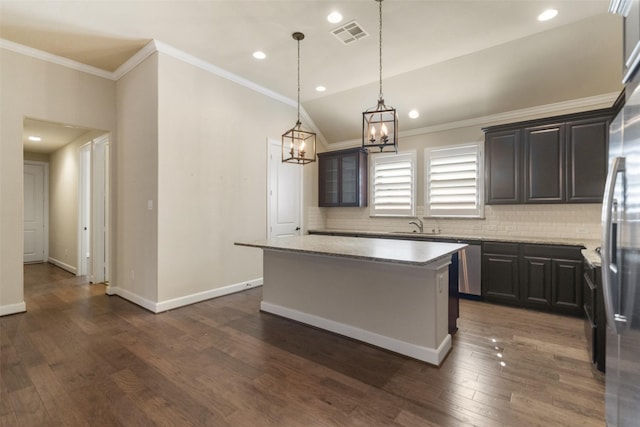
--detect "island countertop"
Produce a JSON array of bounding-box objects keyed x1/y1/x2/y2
[{"x1": 235, "y1": 234, "x2": 466, "y2": 266}]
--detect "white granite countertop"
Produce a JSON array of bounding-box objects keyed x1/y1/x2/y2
[
  {"x1": 307, "y1": 228, "x2": 602, "y2": 267},
  {"x1": 235, "y1": 234, "x2": 466, "y2": 266}
]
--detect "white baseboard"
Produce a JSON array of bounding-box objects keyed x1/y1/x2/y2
[
  {"x1": 0, "y1": 301, "x2": 27, "y2": 316},
  {"x1": 48, "y1": 257, "x2": 77, "y2": 275},
  {"x1": 260, "y1": 301, "x2": 452, "y2": 366},
  {"x1": 106, "y1": 278, "x2": 263, "y2": 314}
]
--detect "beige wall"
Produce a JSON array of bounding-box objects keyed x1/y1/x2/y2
[
  {"x1": 114, "y1": 53, "x2": 159, "y2": 304},
  {"x1": 156, "y1": 52, "x2": 301, "y2": 301},
  {"x1": 0, "y1": 48, "x2": 116, "y2": 314},
  {"x1": 24, "y1": 151, "x2": 50, "y2": 162}
]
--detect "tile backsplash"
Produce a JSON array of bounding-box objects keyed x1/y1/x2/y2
[{"x1": 308, "y1": 204, "x2": 602, "y2": 242}]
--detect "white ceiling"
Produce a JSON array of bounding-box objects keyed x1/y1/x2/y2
[{"x1": 2, "y1": 0, "x2": 623, "y2": 148}]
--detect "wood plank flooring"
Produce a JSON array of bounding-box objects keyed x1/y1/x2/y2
[{"x1": 1, "y1": 263, "x2": 605, "y2": 426}]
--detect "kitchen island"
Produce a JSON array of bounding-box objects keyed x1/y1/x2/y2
[{"x1": 235, "y1": 235, "x2": 466, "y2": 365}]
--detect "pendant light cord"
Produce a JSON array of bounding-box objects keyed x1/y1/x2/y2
[
  {"x1": 378, "y1": 0, "x2": 383, "y2": 102},
  {"x1": 297, "y1": 36, "x2": 301, "y2": 124}
]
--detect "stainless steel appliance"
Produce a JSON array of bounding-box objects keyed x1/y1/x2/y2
[
  {"x1": 602, "y1": 81, "x2": 640, "y2": 426},
  {"x1": 458, "y1": 242, "x2": 482, "y2": 298}
]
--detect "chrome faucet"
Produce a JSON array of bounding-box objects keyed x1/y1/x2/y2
[{"x1": 409, "y1": 218, "x2": 423, "y2": 233}]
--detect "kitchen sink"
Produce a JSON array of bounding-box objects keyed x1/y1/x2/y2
[{"x1": 389, "y1": 231, "x2": 440, "y2": 236}]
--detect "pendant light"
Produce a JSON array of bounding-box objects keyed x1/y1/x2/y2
[
  {"x1": 282, "y1": 32, "x2": 316, "y2": 164},
  {"x1": 362, "y1": 0, "x2": 398, "y2": 153}
]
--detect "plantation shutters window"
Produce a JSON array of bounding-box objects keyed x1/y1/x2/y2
[
  {"x1": 425, "y1": 144, "x2": 484, "y2": 218},
  {"x1": 370, "y1": 152, "x2": 416, "y2": 217}
]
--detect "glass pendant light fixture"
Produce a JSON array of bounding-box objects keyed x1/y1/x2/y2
[
  {"x1": 282, "y1": 32, "x2": 316, "y2": 164},
  {"x1": 362, "y1": 0, "x2": 397, "y2": 153}
]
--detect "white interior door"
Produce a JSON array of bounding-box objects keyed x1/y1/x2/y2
[
  {"x1": 268, "y1": 139, "x2": 302, "y2": 238},
  {"x1": 78, "y1": 143, "x2": 91, "y2": 276},
  {"x1": 24, "y1": 163, "x2": 46, "y2": 263}
]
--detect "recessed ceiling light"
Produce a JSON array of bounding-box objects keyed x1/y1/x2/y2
[
  {"x1": 315, "y1": 86, "x2": 327, "y2": 92},
  {"x1": 327, "y1": 11, "x2": 343, "y2": 24},
  {"x1": 538, "y1": 9, "x2": 558, "y2": 21},
  {"x1": 252, "y1": 51, "x2": 266, "y2": 60},
  {"x1": 408, "y1": 109, "x2": 419, "y2": 119},
  {"x1": 28, "y1": 136, "x2": 41, "y2": 142}
]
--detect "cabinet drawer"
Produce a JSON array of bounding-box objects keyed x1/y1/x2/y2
[
  {"x1": 583, "y1": 271, "x2": 596, "y2": 323},
  {"x1": 483, "y1": 242, "x2": 519, "y2": 255},
  {"x1": 522, "y1": 244, "x2": 582, "y2": 259}
]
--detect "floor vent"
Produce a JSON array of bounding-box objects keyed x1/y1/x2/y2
[{"x1": 330, "y1": 20, "x2": 369, "y2": 45}]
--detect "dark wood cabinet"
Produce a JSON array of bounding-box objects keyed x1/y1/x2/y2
[
  {"x1": 551, "y1": 259, "x2": 582, "y2": 315},
  {"x1": 522, "y1": 256, "x2": 552, "y2": 308},
  {"x1": 483, "y1": 109, "x2": 612, "y2": 205},
  {"x1": 483, "y1": 242, "x2": 583, "y2": 316},
  {"x1": 583, "y1": 260, "x2": 606, "y2": 372},
  {"x1": 318, "y1": 148, "x2": 367, "y2": 207},
  {"x1": 485, "y1": 130, "x2": 521, "y2": 204},
  {"x1": 482, "y1": 242, "x2": 520, "y2": 303},
  {"x1": 524, "y1": 123, "x2": 564, "y2": 203},
  {"x1": 566, "y1": 117, "x2": 609, "y2": 202}
]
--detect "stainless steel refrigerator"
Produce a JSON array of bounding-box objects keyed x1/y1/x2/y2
[{"x1": 602, "y1": 83, "x2": 640, "y2": 426}]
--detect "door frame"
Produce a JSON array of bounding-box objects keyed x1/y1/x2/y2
[
  {"x1": 23, "y1": 160, "x2": 49, "y2": 263},
  {"x1": 78, "y1": 142, "x2": 91, "y2": 277},
  {"x1": 266, "y1": 137, "x2": 304, "y2": 239},
  {"x1": 77, "y1": 135, "x2": 110, "y2": 282},
  {"x1": 92, "y1": 135, "x2": 109, "y2": 284}
]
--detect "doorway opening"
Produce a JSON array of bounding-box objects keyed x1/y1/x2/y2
[{"x1": 22, "y1": 117, "x2": 110, "y2": 284}]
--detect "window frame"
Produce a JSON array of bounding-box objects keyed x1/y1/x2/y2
[
  {"x1": 369, "y1": 151, "x2": 417, "y2": 217},
  {"x1": 424, "y1": 143, "x2": 484, "y2": 219}
]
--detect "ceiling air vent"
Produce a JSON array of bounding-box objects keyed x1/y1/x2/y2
[{"x1": 331, "y1": 20, "x2": 368, "y2": 45}]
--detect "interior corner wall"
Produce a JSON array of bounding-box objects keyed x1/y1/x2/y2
[
  {"x1": 115, "y1": 53, "x2": 159, "y2": 305},
  {"x1": 0, "y1": 48, "x2": 116, "y2": 315},
  {"x1": 156, "y1": 52, "x2": 297, "y2": 302}
]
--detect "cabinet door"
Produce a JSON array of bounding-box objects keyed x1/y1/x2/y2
[
  {"x1": 319, "y1": 155, "x2": 339, "y2": 206},
  {"x1": 524, "y1": 124, "x2": 564, "y2": 203},
  {"x1": 483, "y1": 253, "x2": 520, "y2": 303},
  {"x1": 522, "y1": 256, "x2": 552, "y2": 308},
  {"x1": 485, "y1": 130, "x2": 521, "y2": 204},
  {"x1": 566, "y1": 117, "x2": 609, "y2": 203},
  {"x1": 551, "y1": 259, "x2": 582, "y2": 315},
  {"x1": 340, "y1": 153, "x2": 358, "y2": 206}
]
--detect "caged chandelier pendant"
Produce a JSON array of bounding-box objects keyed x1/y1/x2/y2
[
  {"x1": 282, "y1": 32, "x2": 316, "y2": 164},
  {"x1": 362, "y1": 0, "x2": 398, "y2": 153}
]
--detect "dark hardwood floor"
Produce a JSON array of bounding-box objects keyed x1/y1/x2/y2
[{"x1": 1, "y1": 263, "x2": 605, "y2": 426}]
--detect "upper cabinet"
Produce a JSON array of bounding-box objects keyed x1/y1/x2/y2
[
  {"x1": 485, "y1": 130, "x2": 522, "y2": 204},
  {"x1": 565, "y1": 117, "x2": 610, "y2": 202},
  {"x1": 524, "y1": 123, "x2": 564, "y2": 203},
  {"x1": 484, "y1": 109, "x2": 612, "y2": 205},
  {"x1": 318, "y1": 148, "x2": 367, "y2": 207}
]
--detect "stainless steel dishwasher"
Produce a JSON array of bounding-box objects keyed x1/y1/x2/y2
[{"x1": 457, "y1": 242, "x2": 482, "y2": 299}]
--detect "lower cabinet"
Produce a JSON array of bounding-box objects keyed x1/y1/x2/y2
[
  {"x1": 483, "y1": 242, "x2": 583, "y2": 316},
  {"x1": 483, "y1": 242, "x2": 520, "y2": 303},
  {"x1": 584, "y1": 260, "x2": 606, "y2": 372}
]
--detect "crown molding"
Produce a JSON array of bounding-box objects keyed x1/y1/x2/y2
[
  {"x1": 328, "y1": 92, "x2": 620, "y2": 151},
  {"x1": 0, "y1": 38, "x2": 327, "y2": 145},
  {"x1": 112, "y1": 39, "x2": 158, "y2": 80},
  {"x1": 0, "y1": 38, "x2": 116, "y2": 80}
]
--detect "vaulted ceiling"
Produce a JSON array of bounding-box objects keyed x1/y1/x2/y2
[{"x1": 2, "y1": 1, "x2": 623, "y2": 148}]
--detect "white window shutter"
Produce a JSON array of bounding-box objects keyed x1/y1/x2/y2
[
  {"x1": 370, "y1": 152, "x2": 416, "y2": 217},
  {"x1": 425, "y1": 144, "x2": 484, "y2": 218}
]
